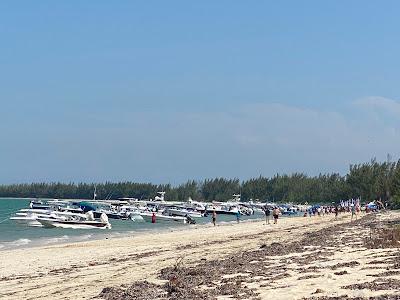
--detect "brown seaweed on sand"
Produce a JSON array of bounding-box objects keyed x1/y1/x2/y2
[
  {"x1": 342, "y1": 278, "x2": 400, "y2": 291},
  {"x1": 99, "y1": 281, "x2": 165, "y2": 300},
  {"x1": 98, "y1": 214, "x2": 400, "y2": 300}
]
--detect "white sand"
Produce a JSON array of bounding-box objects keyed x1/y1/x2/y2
[{"x1": 0, "y1": 212, "x2": 399, "y2": 300}]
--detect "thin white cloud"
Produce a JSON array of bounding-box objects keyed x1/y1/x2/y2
[
  {"x1": 354, "y1": 96, "x2": 400, "y2": 117},
  {"x1": 2, "y1": 98, "x2": 400, "y2": 183}
]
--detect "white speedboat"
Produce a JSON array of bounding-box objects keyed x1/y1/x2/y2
[
  {"x1": 38, "y1": 218, "x2": 111, "y2": 229},
  {"x1": 184, "y1": 198, "x2": 206, "y2": 212},
  {"x1": 205, "y1": 204, "x2": 240, "y2": 215},
  {"x1": 204, "y1": 194, "x2": 242, "y2": 215},
  {"x1": 129, "y1": 214, "x2": 145, "y2": 222},
  {"x1": 10, "y1": 210, "x2": 62, "y2": 227},
  {"x1": 145, "y1": 192, "x2": 167, "y2": 204},
  {"x1": 164, "y1": 207, "x2": 203, "y2": 218},
  {"x1": 37, "y1": 212, "x2": 111, "y2": 229},
  {"x1": 139, "y1": 212, "x2": 189, "y2": 224},
  {"x1": 29, "y1": 200, "x2": 51, "y2": 210},
  {"x1": 10, "y1": 213, "x2": 45, "y2": 227},
  {"x1": 10, "y1": 209, "x2": 90, "y2": 227}
]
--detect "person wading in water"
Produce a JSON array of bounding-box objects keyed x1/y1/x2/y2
[{"x1": 236, "y1": 210, "x2": 240, "y2": 223}]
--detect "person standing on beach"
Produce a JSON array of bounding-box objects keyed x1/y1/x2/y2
[
  {"x1": 264, "y1": 206, "x2": 271, "y2": 224},
  {"x1": 151, "y1": 212, "x2": 156, "y2": 223},
  {"x1": 212, "y1": 210, "x2": 217, "y2": 226},
  {"x1": 351, "y1": 204, "x2": 356, "y2": 221},
  {"x1": 334, "y1": 205, "x2": 339, "y2": 220},
  {"x1": 272, "y1": 207, "x2": 280, "y2": 224}
]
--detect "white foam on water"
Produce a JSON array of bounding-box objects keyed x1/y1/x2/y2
[
  {"x1": 75, "y1": 234, "x2": 93, "y2": 241},
  {"x1": 7, "y1": 238, "x2": 32, "y2": 247},
  {"x1": 217, "y1": 221, "x2": 234, "y2": 225},
  {"x1": 43, "y1": 235, "x2": 70, "y2": 244}
]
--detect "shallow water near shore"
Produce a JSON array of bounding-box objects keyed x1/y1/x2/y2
[{"x1": 0, "y1": 198, "x2": 278, "y2": 250}]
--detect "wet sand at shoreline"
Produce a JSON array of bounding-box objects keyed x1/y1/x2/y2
[{"x1": 1, "y1": 212, "x2": 399, "y2": 300}]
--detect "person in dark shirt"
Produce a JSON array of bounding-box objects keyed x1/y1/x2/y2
[
  {"x1": 334, "y1": 205, "x2": 339, "y2": 220},
  {"x1": 264, "y1": 206, "x2": 271, "y2": 225}
]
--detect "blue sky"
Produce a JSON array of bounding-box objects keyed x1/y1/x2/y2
[{"x1": 1, "y1": 1, "x2": 400, "y2": 184}]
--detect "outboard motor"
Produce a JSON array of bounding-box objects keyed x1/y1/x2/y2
[
  {"x1": 85, "y1": 211, "x2": 95, "y2": 221},
  {"x1": 100, "y1": 213, "x2": 109, "y2": 224}
]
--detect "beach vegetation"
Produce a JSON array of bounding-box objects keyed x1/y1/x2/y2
[{"x1": 1, "y1": 158, "x2": 400, "y2": 207}]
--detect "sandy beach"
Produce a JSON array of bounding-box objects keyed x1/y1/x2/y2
[{"x1": 1, "y1": 212, "x2": 399, "y2": 300}]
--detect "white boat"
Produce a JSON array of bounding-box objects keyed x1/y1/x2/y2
[
  {"x1": 145, "y1": 192, "x2": 167, "y2": 204},
  {"x1": 29, "y1": 200, "x2": 51, "y2": 210},
  {"x1": 206, "y1": 203, "x2": 240, "y2": 215},
  {"x1": 183, "y1": 198, "x2": 206, "y2": 212},
  {"x1": 129, "y1": 214, "x2": 145, "y2": 222},
  {"x1": 10, "y1": 214, "x2": 44, "y2": 227},
  {"x1": 10, "y1": 209, "x2": 84, "y2": 227},
  {"x1": 37, "y1": 218, "x2": 111, "y2": 229},
  {"x1": 10, "y1": 209, "x2": 62, "y2": 227},
  {"x1": 203, "y1": 194, "x2": 243, "y2": 215},
  {"x1": 139, "y1": 212, "x2": 189, "y2": 224},
  {"x1": 238, "y1": 203, "x2": 254, "y2": 215},
  {"x1": 164, "y1": 207, "x2": 203, "y2": 218},
  {"x1": 37, "y1": 212, "x2": 111, "y2": 229}
]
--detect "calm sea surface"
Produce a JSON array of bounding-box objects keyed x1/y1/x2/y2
[{"x1": 0, "y1": 198, "x2": 266, "y2": 250}]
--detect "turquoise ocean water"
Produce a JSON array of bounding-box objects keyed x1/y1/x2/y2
[{"x1": 0, "y1": 198, "x2": 266, "y2": 250}]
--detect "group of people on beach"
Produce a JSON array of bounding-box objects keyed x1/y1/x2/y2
[
  {"x1": 303, "y1": 203, "x2": 379, "y2": 221},
  {"x1": 263, "y1": 206, "x2": 281, "y2": 225},
  {"x1": 210, "y1": 209, "x2": 242, "y2": 226},
  {"x1": 210, "y1": 199, "x2": 385, "y2": 227},
  {"x1": 303, "y1": 204, "x2": 358, "y2": 220},
  {"x1": 210, "y1": 206, "x2": 281, "y2": 226},
  {"x1": 305, "y1": 206, "x2": 340, "y2": 218}
]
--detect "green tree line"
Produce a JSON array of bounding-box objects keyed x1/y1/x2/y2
[{"x1": 1, "y1": 159, "x2": 400, "y2": 208}]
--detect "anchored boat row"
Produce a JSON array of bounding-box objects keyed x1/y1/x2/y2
[{"x1": 10, "y1": 192, "x2": 304, "y2": 229}]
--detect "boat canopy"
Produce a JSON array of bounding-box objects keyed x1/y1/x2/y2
[{"x1": 77, "y1": 202, "x2": 97, "y2": 212}]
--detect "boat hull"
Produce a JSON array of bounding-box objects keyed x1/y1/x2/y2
[
  {"x1": 129, "y1": 214, "x2": 145, "y2": 222},
  {"x1": 38, "y1": 219, "x2": 111, "y2": 229},
  {"x1": 164, "y1": 209, "x2": 203, "y2": 218},
  {"x1": 10, "y1": 217, "x2": 43, "y2": 227},
  {"x1": 140, "y1": 213, "x2": 187, "y2": 224},
  {"x1": 93, "y1": 211, "x2": 128, "y2": 220},
  {"x1": 205, "y1": 209, "x2": 238, "y2": 215}
]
